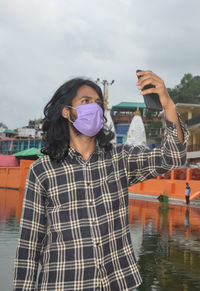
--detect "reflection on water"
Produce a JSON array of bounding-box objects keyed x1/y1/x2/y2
[
  {"x1": 129, "y1": 199, "x2": 200, "y2": 291},
  {"x1": 0, "y1": 189, "x2": 23, "y2": 291},
  {"x1": 0, "y1": 189, "x2": 200, "y2": 291}
]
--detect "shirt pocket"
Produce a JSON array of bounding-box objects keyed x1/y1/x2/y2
[{"x1": 100, "y1": 171, "x2": 126, "y2": 212}]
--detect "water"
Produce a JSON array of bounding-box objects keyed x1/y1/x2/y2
[
  {"x1": 0, "y1": 189, "x2": 200, "y2": 291},
  {"x1": 129, "y1": 199, "x2": 200, "y2": 291}
]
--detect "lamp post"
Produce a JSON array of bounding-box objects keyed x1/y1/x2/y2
[{"x1": 95, "y1": 79, "x2": 115, "y2": 110}]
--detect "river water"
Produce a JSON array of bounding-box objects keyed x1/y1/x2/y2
[{"x1": 0, "y1": 189, "x2": 200, "y2": 291}]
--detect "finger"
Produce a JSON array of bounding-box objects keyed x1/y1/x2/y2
[
  {"x1": 136, "y1": 70, "x2": 157, "y2": 77},
  {"x1": 136, "y1": 70, "x2": 152, "y2": 76},
  {"x1": 136, "y1": 71, "x2": 163, "y2": 87},
  {"x1": 140, "y1": 87, "x2": 160, "y2": 95},
  {"x1": 137, "y1": 74, "x2": 160, "y2": 85},
  {"x1": 136, "y1": 72, "x2": 161, "y2": 85},
  {"x1": 137, "y1": 76, "x2": 163, "y2": 90},
  {"x1": 137, "y1": 73, "x2": 161, "y2": 81}
]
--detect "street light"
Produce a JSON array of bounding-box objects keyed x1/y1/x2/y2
[
  {"x1": 95, "y1": 79, "x2": 115, "y2": 110},
  {"x1": 95, "y1": 79, "x2": 115, "y2": 96}
]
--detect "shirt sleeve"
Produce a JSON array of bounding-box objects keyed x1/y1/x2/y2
[
  {"x1": 13, "y1": 165, "x2": 47, "y2": 290},
  {"x1": 123, "y1": 112, "x2": 190, "y2": 185}
]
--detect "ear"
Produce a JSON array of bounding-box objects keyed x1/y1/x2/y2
[{"x1": 62, "y1": 107, "x2": 70, "y2": 119}]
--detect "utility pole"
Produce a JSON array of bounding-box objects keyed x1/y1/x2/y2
[{"x1": 95, "y1": 79, "x2": 115, "y2": 110}]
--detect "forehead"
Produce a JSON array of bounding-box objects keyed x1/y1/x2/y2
[{"x1": 75, "y1": 85, "x2": 100, "y2": 99}]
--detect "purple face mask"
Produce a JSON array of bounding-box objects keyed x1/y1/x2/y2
[{"x1": 68, "y1": 103, "x2": 103, "y2": 137}]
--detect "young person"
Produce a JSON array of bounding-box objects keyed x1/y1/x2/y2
[
  {"x1": 185, "y1": 182, "x2": 191, "y2": 205},
  {"x1": 14, "y1": 71, "x2": 189, "y2": 291}
]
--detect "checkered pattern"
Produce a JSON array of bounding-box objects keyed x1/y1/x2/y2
[{"x1": 14, "y1": 114, "x2": 189, "y2": 291}]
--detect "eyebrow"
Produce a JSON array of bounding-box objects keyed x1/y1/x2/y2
[{"x1": 81, "y1": 96, "x2": 102, "y2": 102}]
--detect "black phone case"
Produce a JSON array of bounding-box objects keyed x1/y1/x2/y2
[{"x1": 136, "y1": 70, "x2": 163, "y2": 111}]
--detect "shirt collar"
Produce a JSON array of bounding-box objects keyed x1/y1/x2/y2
[{"x1": 67, "y1": 142, "x2": 103, "y2": 161}]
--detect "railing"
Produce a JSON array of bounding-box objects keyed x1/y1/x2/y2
[
  {"x1": 186, "y1": 114, "x2": 200, "y2": 127},
  {"x1": 112, "y1": 115, "x2": 133, "y2": 123},
  {"x1": 0, "y1": 139, "x2": 43, "y2": 155},
  {"x1": 187, "y1": 144, "x2": 200, "y2": 152}
]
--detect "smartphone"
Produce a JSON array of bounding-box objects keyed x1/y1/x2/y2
[{"x1": 136, "y1": 69, "x2": 163, "y2": 111}]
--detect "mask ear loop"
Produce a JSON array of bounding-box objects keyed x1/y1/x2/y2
[{"x1": 65, "y1": 106, "x2": 77, "y2": 124}]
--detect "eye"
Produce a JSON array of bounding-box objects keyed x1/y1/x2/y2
[
  {"x1": 81, "y1": 98, "x2": 89, "y2": 104},
  {"x1": 96, "y1": 100, "x2": 102, "y2": 106}
]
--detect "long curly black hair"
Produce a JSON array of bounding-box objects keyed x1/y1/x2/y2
[{"x1": 41, "y1": 78, "x2": 114, "y2": 162}]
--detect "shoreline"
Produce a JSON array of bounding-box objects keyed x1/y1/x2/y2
[{"x1": 128, "y1": 192, "x2": 200, "y2": 208}]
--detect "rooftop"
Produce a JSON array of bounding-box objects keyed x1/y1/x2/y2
[
  {"x1": 112, "y1": 102, "x2": 146, "y2": 110},
  {"x1": 5, "y1": 129, "x2": 16, "y2": 134}
]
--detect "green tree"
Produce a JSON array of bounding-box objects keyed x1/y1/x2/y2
[{"x1": 168, "y1": 73, "x2": 200, "y2": 104}]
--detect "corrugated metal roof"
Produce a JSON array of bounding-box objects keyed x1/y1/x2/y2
[
  {"x1": 112, "y1": 102, "x2": 146, "y2": 109},
  {"x1": 14, "y1": 147, "x2": 43, "y2": 157},
  {"x1": 5, "y1": 129, "x2": 16, "y2": 134}
]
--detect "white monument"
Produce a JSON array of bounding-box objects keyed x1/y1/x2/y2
[
  {"x1": 126, "y1": 107, "x2": 147, "y2": 146},
  {"x1": 105, "y1": 110, "x2": 115, "y2": 133},
  {"x1": 104, "y1": 84, "x2": 116, "y2": 143}
]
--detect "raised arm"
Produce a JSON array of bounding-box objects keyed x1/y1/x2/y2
[{"x1": 123, "y1": 70, "x2": 190, "y2": 185}]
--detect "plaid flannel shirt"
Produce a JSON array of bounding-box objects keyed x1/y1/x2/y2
[{"x1": 14, "y1": 114, "x2": 189, "y2": 291}]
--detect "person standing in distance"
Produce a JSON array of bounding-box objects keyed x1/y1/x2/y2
[
  {"x1": 14, "y1": 71, "x2": 189, "y2": 291},
  {"x1": 185, "y1": 182, "x2": 191, "y2": 205}
]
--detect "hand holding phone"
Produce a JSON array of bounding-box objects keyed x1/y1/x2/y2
[{"x1": 136, "y1": 69, "x2": 163, "y2": 111}]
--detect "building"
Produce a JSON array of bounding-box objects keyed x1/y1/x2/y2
[
  {"x1": 176, "y1": 103, "x2": 200, "y2": 164},
  {"x1": 0, "y1": 123, "x2": 16, "y2": 138},
  {"x1": 17, "y1": 118, "x2": 43, "y2": 138},
  {"x1": 159, "y1": 103, "x2": 200, "y2": 165},
  {"x1": 111, "y1": 102, "x2": 162, "y2": 145},
  {"x1": 0, "y1": 119, "x2": 43, "y2": 155}
]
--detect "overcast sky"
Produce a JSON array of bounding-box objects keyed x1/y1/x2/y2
[{"x1": 1, "y1": 0, "x2": 200, "y2": 129}]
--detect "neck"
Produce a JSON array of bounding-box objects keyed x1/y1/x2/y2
[{"x1": 69, "y1": 127, "x2": 96, "y2": 161}]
